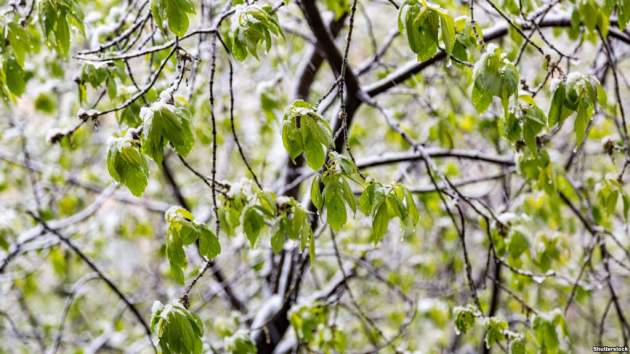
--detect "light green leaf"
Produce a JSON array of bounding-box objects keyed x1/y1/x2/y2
[
  {"x1": 311, "y1": 176, "x2": 323, "y2": 210},
  {"x1": 151, "y1": 301, "x2": 204, "y2": 354},
  {"x1": 440, "y1": 13, "x2": 456, "y2": 55},
  {"x1": 471, "y1": 44, "x2": 519, "y2": 115},
  {"x1": 574, "y1": 101, "x2": 592, "y2": 144},
  {"x1": 371, "y1": 202, "x2": 390, "y2": 242},
  {"x1": 326, "y1": 191, "x2": 347, "y2": 231},
  {"x1": 243, "y1": 206, "x2": 264, "y2": 246},
  {"x1": 151, "y1": 0, "x2": 196, "y2": 37},
  {"x1": 199, "y1": 226, "x2": 220, "y2": 260},
  {"x1": 522, "y1": 104, "x2": 546, "y2": 152},
  {"x1": 225, "y1": 330, "x2": 257, "y2": 354},
  {"x1": 4, "y1": 55, "x2": 26, "y2": 96},
  {"x1": 282, "y1": 100, "x2": 332, "y2": 170},
  {"x1": 107, "y1": 135, "x2": 149, "y2": 196},
  {"x1": 142, "y1": 103, "x2": 195, "y2": 164},
  {"x1": 453, "y1": 305, "x2": 477, "y2": 335}
]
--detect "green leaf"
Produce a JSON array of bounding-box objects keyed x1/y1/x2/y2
[
  {"x1": 34, "y1": 92, "x2": 57, "y2": 114},
  {"x1": 471, "y1": 44, "x2": 519, "y2": 115},
  {"x1": 533, "y1": 312, "x2": 561, "y2": 354},
  {"x1": 302, "y1": 125, "x2": 326, "y2": 170},
  {"x1": 151, "y1": 301, "x2": 204, "y2": 354},
  {"x1": 199, "y1": 227, "x2": 221, "y2": 260},
  {"x1": 507, "y1": 230, "x2": 529, "y2": 262},
  {"x1": 225, "y1": 330, "x2": 257, "y2": 354},
  {"x1": 271, "y1": 224, "x2": 285, "y2": 254},
  {"x1": 453, "y1": 305, "x2": 477, "y2": 335},
  {"x1": 107, "y1": 134, "x2": 149, "y2": 196},
  {"x1": 359, "y1": 182, "x2": 376, "y2": 215},
  {"x1": 326, "y1": 191, "x2": 347, "y2": 231},
  {"x1": 548, "y1": 73, "x2": 602, "y2": 146},
  {"x1": 623, "y1": 191, "x2": 630, "y2": 222},
  {"x1": 228, "y1": 5, "x2": 283, "y2": 61},
  {"x1": 4, "y1": 55, "x2": 26, "y2": 96},
  {"x1": 548, "y1": 81, "x2": 570, "y2": 126},
  {"x1": 340, "y1": 178, "x2": 356, "y2": 213},
  {"x1": 574, "y1": 101, "x2": 592, "y2": 145},
  {"x1": 510, "y1": 337, "x2": 526, "y2": 354},
  {"x1": 142, "y1": 102, "x2": 195, "y2": 164},
  {"x1": 371, "y1": 202, "x2": 390, "y2": 242},
  {"x1": 522, "y1": 104, "x2": 546, "y2": 152},
  {"x1": 281, "y1": 100, "x2": 332, "y2": 170},
  {"x1": 311, "y1": 176, "x2": 323, "y2": 210},
  {"x1": 399, "y1": 0, "x2": 454, "y2": 62},
  {"x1": 106, "y1": 76, "x2": 117, "y2": 100},
  {"x1": 243, "y1": 206, "x2": 264, "y2": 246},
  {"x1": 151, "y1": 0, "x2": 196, "y2": 37},
  {"x1": 7, "y1": 22, "x2": 31, "y2": 67},
  {"x1": 484, "y1": 317, "x2": 508, "y2": 349},
  {"x1": 164, "y1": 206, "x2": 220, "y2": 283},
  {"x1": 439, "y1": 12, "x2": 456, "y2": 56},
  {"x1": 618, "y1": 0, "x2": 630, "y2": 29},
  {"x1": 39, "y1": 0, "x2": 84, "y2": 57}
]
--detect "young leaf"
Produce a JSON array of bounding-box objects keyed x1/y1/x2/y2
[
  {"x1": 225, "y1": 330, "x2": 257, "y2": 354},
  {"x1": 453, "y1": 305, "x2": 477, "y2": 335},
  {"x1": 107, "y1": 134, "x2": 149, "y2": 197},
  {"x1": 151, "y1": 0, "x2": 196, "y2": 37},
  {"x1": 398, "y1": 0, "x2": 456, "y2": 61},
  {"x1": 326, "y1": 190, "x2": 347, "y2": 231},
  {"x1": 226, "y1": 5, "x2": 283, "y2": 61},
  {"x1": 484, "y1": 317, "x2": 508, "y2": 349},
  {"x1": 151, "y1": 301, "x2": 204, "y2": 354},
  {"x1": 242, "y1": 206, "x2": 265, "y2": 246},
  {"x1": 521, "y1": 104, "x2": 546, "y2": 152},
  {"x1": 281, "y1": 100, "x2": 332, "y2": 170},
  {"x1": 547, "y1": 73, "x2": 602, "y2": 145},
  {"x1": 199, "y1": 227, "x2": 221, "y2": 260},
  {"x1": 142, "y1": 102, "x2": 195, "y2": 164},
  {"x1": 471, "y1": 44, "x2": 519, "y2": 115},
  {"x1": 3, "y1": 55, "x2": 26, "y2": 96},
  {"x1": 371, "y1": 202, "x2": 390, "y2": 242},
  {"x1": 311, "y1": 176, "x2": 323, "y2": 210},
  {"x1": 39, "y1": 0, "x2": 84, "y2": 57},
  {"x1": 164, "y1": 206, "x2": 221, "y2": 283}
]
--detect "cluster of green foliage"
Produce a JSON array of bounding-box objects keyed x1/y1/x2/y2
[
  {"x1": 225, "y1": 4, "x2": 283, "y2": 61},
  {"x1": 151, "y1": 0, "x2": 196, "y2": 37},
  {"x1": 165, "y1": 206, "x2": 220, "y2": 283},
  {"x1": 398, "y1": 0, "x2": 456, "y2": 60},
  {"x1": 151, "y1": 301, "x2": 205, "y2": 354},
  {"x1": 282, "y1": 100, "x2": 333, "y2": 170}
]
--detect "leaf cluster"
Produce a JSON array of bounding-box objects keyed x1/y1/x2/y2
[
  {"x1": 165, "y1": 206, "x2": 220, "y2": 283},
  {"x1": 151, "y1": 0, "x2": 196, "y2": 37},
  {"x1": 398, "y1": 0, "x2": 456, "y2": 61},
  {"x1": 359, "y1": 180, "x2": 419, "y2": 242},
  {"x1": 282, "y1": 100, "x2": 333, "y2": 170},
  {"x1": 225, "y1": 4, "x2": 283, "y2": 61},
  {"x1": 151, "y1": 301, "x2": 204, "y2": 354}
]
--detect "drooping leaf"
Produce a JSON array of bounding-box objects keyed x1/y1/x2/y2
[
  {"x1": 281, "y1": 100, "x2": 332, "y2": 170},
  {"x1": 242, "y1": 206, "x2": 265, "y2": 246},
  {"x1": 164, "y1": 206, "x2": 221, "y2": 283},
  {"x1": 471, "y1": 44, "x2": 519, "y2": 115},
  {"x1": 151, "y1": 301, "x2": 204, "y2": 354},
  {"x1": 142, "y1": 102, "x2": 195, "y2": 164},
  {"x1": 151, "y1": 0, "x2": 196, "y2": 37},
  {"x1": 3, "y1": 55, "x2": 26, "y2": 96},
  {"x1": 107, "y1": 134, "x2": 149, "y2": 196},
  {"x1": 226, "y1": 4, "x2": 283, "y2": 61},
  {"x1": 453, "y1": 305, "x2": 477, "y2": 335},
  {"x1": 398, "y1": 0, "x2": 457, "y2": 61}
]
